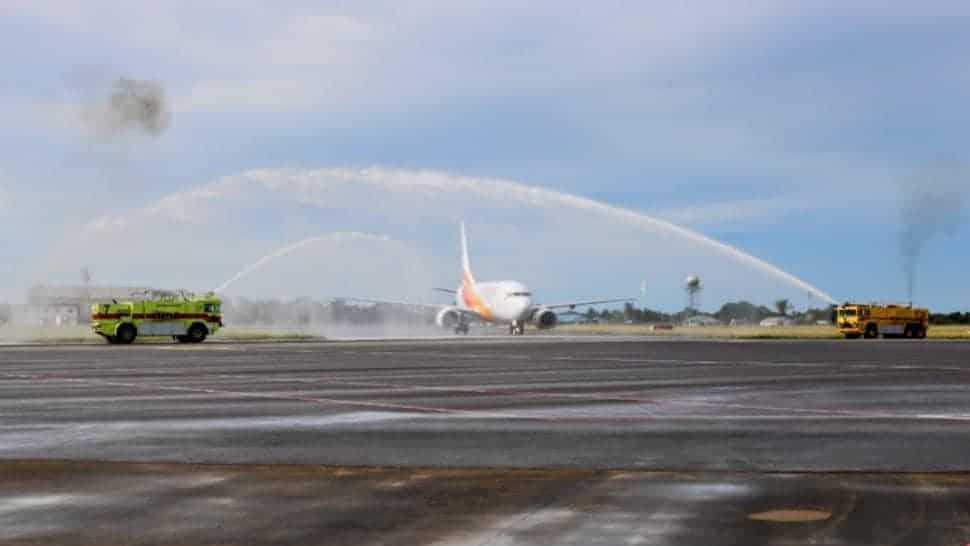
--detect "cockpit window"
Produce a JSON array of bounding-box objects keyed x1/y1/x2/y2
[{"x1": 508, "y1": 292, "x2": 532, "y2": 297}]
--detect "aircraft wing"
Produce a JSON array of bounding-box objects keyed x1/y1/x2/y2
[
  {"x1": 533, "y1": 298, "x2": 636, "y2": 311},
  {"x1": 335, "y1": 297, "x2": 487, "y2": 321}
]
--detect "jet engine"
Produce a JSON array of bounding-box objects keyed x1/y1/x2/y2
[
  {"x1": 435, "y1": 307, "x2": 462, "y2": 329},
  {"x1": 531, "y1": 308, "x2": 559, "y2": 330}
]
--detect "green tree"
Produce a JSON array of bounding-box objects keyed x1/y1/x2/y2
[
  {"x1": 714, "y1": 301, "x2": 772, "y2": 323},
  {"x1": 774, "y1": 299, "x2": 790, "y2": 316}
]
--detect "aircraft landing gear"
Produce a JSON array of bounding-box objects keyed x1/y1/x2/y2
[
  {"x1": 454, "y1": 321, "x2": 470, "y2": 335},
  {"x1": 509, "y1": 321, "x2": 525, "y2": 336}
]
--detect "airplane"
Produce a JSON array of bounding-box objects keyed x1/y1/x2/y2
[{"x1": 348, "y1": 223, "x2": 633, "y2": 335}]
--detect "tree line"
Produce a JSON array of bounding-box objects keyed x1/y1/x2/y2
[
  {"x1": 930, "y1": 312, "x2": 970, "y2": 325},
  {"x1": 608, "y1": 302, "x2": 969, "y2": 326},
  {"x1": 603, "y1": 300, "x2": 835, "y2": 325}
]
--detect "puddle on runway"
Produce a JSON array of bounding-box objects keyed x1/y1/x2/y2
[{"x1": 748, "y1": 508, "x2": 832, "y2": 522}]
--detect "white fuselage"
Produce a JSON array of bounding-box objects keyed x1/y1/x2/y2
[{"x1": 456, "y1": 280, "x2": 533, "y2": 323}]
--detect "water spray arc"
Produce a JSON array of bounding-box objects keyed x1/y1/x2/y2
[
  {"x1": 89, "y1": 167, "x2": 837, "y2": 305},
  {"x1": 214, "y1": 232, "x2": 391, "y2": 294}
]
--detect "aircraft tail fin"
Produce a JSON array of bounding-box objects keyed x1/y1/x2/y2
[{"x1": 460, "y1": 222, "x2": 475, "y2": 285}]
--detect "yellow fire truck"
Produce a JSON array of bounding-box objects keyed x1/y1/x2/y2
[
  {"x1": 91, "y1": 291, "x2": 223, "y2": 344},
  {"x1": 835, "y1": 303, "x2": 929, "y2": 339}
]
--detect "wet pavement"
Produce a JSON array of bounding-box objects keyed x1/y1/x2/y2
[
  {"x1": 1, "y1": 461, "x2": 970, "y2": 545},
  {"x1": 1, "y1": 338, "x2": 969, "y2": 544},
  {"x1": 0, "y1": 339, "x2": 969, "y2": 470}
]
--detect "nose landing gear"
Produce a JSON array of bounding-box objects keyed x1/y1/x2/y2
[{"x1": 509, "y1": 321, "x2": 525, "y2": 336}]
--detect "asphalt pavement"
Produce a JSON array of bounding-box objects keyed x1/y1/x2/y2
[
  {"x1": 3, "y1": 461, "x2": 970, "y2": 546},
  {"x1": 1, "y1": 338, "x2": 968, "y2": 470},
  {"x1": 1, "y1": 337, "x2": 969, "y2": 544}
]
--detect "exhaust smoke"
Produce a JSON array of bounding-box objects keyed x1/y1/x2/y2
[
  {"x1": 81, "y1": 77, "x2": 171, "y2": 138},
  {"x1": 899, "y1": 165, "x2": 965, "y2": 303}
]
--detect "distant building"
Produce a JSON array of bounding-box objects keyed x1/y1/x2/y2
[
  {"x1": 10, "y1": 304, "x2": 80, "y2": 327},
  {"x1": 760, "y1": 316, "x2": 795, "y2": 327},
  {"x1": 17, "y1": 285, "x2": 155, "y2": 325},
  {"x1": 685, "y1": 315, "x2": 721, "y2": 327}
]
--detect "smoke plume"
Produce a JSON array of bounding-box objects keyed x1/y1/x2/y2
[
  {"x1": 899, "y1": 165, "x2": 965, "y2": 302},
  {"x1": 81, "y1": 77, "x2": 170, "y2": 138}
]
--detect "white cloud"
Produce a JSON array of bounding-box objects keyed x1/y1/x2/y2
[
  {"x1": 4, "y1": 2, "x2": 970, "y2": 308},
  {"x1": 657, "y1": 196, "x2": 807, "y2": 228},
  {"x1": 0, "y1": 98, "x2": 80, "y2": 135},
  {"x1": 1, "y1": 1, "x2": 797, "y2": 115},
  {"x1": 2, "y1": 1, "x2": 962, "y2": 198},
  {"x1": 6, "y1": 1, "x2": 969, "y2": 123},
  {"x1": 0, "y1": 171, "x2": 18, "y2": 214}
]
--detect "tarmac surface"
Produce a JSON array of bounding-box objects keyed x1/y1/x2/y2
[{"x1": 1, "y1": 337, "x2": 970, "y2": 544}]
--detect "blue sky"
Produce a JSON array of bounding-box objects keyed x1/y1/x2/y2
[{"x1": 1, "y1": 2, "x2": 968, "y2": 311}]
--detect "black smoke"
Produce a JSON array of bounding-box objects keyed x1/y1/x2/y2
[
  {"x1": 81, "y1": 77, "x2": 170, "y2": 138},
  {"x1": 899, "y1": 165, "x2": 965, "y2": 303}
]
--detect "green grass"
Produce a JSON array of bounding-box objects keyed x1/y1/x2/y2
[
  {"x1": 926, "y1": 325, "x2": 970, "y2": 339},
  {"x1": 556, "y1": 323, "x2": 970, "y2": 340}
]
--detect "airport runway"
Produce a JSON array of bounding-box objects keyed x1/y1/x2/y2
[
  {"x1": 2, "y1": 337, "x2": 970, "y2": 544},
  {"x1": 4, "y1": 461, "x2": 970, "y2": 546},
  {"x1": 1, "y1": 337, "x2": 969, "y2": 470}
]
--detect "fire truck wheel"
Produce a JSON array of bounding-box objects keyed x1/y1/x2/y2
[
  {"x1": 187, "y1": 323, "x2": 208, "y2": 343},
  {"x1": 864, "y1": 324, "x2": 878, "y2": 339},
  {"x1": 116, "y1": 324, "x2": 137, "y2": 344},
  {"x1": 914, "y1": 325, "x2": 927, "y2": 339}
]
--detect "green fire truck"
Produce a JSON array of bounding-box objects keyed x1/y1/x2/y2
[{"x1": 91, "y1": 291, "x2": 223, "y2": 344}]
